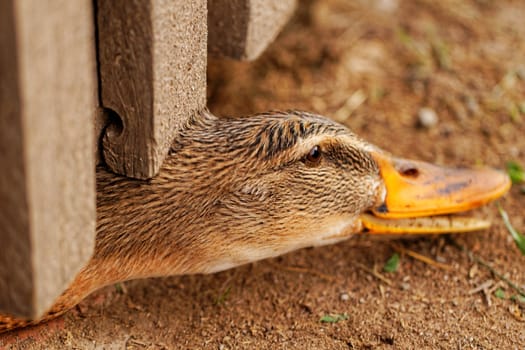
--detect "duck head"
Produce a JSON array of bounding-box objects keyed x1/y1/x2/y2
[
  {"x1": 95, "y1": 110, "x2": 511, "y2": 276},
  {"x1": 0, "y1": 110, "x2": 512, "y2": 331}
]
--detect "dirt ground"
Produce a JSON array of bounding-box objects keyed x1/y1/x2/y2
[{"x1": 2, "y1": 0, "x2": 525, "y2": 348}]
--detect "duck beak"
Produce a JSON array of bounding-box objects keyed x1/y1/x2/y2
[{"x1": 360, "y1": 152, "x2": 511, "y2": 234}]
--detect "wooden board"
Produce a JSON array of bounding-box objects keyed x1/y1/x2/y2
[
  {"x1": 97, "y1": 0, "x2": 207, "y2": 179},
  {"x1": 0, "y1": 0, "x2": 96, "y2": 318},
  {"x1": 208, "y1": 0, "x2": 297, "y2": 60}
]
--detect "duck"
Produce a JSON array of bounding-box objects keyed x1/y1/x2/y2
[{"x1": 0, "y1": 109, "x2": 511, "y2": 333}]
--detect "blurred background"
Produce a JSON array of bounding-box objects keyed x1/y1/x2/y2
[{"x1": 5, "y1": 0, "x2": 525, "y2": 348}]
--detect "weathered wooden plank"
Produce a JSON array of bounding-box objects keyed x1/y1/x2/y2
[
  {"x1": 208, "y1": 0, "x2": 297, "y2": 60},
  {"x1": 0, "y1": 0, "x2": 96, "y2": 318},
  {"x1": 97, "y1": 0, "x2": 207, "y2": 179}
]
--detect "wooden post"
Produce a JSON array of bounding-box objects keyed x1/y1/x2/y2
[
  {"x1": 208, "y1": 0, "x2": 297, "y2": 60},
  {"x1": 97, "y1": 0, "x2": 207, "y2": 179},
  {"x1": 0, "y1": 0, "x2": 97, "y2": 318}
]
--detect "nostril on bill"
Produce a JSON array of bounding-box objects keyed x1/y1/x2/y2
[{"x1": 400, "y1": 167, "x2": 419, "y2": 178}]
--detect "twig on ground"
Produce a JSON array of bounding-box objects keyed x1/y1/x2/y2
[
  {"x1": 449, "y1": 238, "x2": 525, "y2": 297},
  {"x1": 268, "y1": 262, "x2": 337, "y2": 282},
  {"x1": 354, "y1": 262, "x2": 392, "y2": 286},
  {"x1": 468, "y1": 280, "x2": 494, "y2": 295},
  {"x1": 468, "y1": 279, "x2": 496, "y2": 307},
  {"x1": 391, "y1": 243, "x2": 453, "y2": 271}
]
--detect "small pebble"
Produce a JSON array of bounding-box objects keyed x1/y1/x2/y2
[
  {"x1": 509, "y1": 146, "x2": 520, "y2": 158},
  {"x1": 401, "y1": 283, "x2": 411, "y2": 291},
  {"x1": 469, "y1": 264, "x2": 478, "y2": 279},
  {"x1": 465, "y1": 95, "x2": 480, "y2": 115},
  {"x1": 417, "y1": 107, "x2": 439, "y2": 128},
  {"x1": 340, "y1": 293, "x2": 350, "y2": 301},
  {"x1": 516, "y1": 65, "x2": 525, "y2": 80},
  {"x1": 436, "y1": 255, "x2": 447, "y2": 263},
  {"x1": 375, "y1": 0, "x2": 399, "y2": 12}
]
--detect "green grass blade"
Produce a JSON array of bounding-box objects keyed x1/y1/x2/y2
[
  {"x1": 506, "y1": 161, "x2": 525, "y2": 184},
  {"x1": 320, "y1": 313, "x2": 348, "y2": 323},
  {"x1": 383, "y1": 253, "x2": 400, "y2": 272},
  {"x1": 498, "y1": 205, "x2": 525, "y2": 256}
]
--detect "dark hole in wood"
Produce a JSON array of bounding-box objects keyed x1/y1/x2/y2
[{"x1": 103, "y1": 108, "x2": 124, "y2": 139}]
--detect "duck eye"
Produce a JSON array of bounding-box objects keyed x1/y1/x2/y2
[{"x1": 305, "y1": 145, "x2": 322, "y2": 165}]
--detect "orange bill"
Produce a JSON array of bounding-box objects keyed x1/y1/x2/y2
[
  {"x1": 359, "y1": 213, "x2": 492, "y2": 235},
  {"x1": 360, "y1": 152, "x2": 511, "y2": 234}
]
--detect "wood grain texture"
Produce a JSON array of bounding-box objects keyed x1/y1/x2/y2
[
  {"x1": 97, "y1": 0, "x2": 207, "y2": 179},
  {"x1": 208, "y1": 0, "x2": 297, "y2": 60},
  {"x1": 0, "y1": 0, "x2": 96, "y2": 318}
]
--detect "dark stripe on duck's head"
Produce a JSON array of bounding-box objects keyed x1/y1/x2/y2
[{"x1": 250, "y1": 111, "x2": 349, "y2": 160}]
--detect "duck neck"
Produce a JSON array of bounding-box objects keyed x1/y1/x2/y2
[{"x1": 91, "y1": 112, "x2": 237, "y2": 285}]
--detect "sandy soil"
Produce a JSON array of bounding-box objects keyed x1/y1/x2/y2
[{"x1": 2, "y1": 0, "x2": 525, "y2": 348}]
